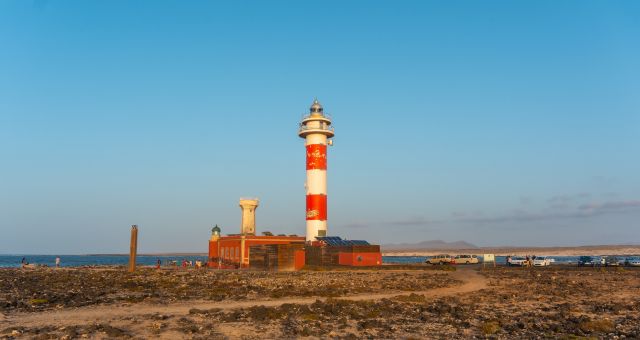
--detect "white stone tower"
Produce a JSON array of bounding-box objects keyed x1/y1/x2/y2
[
  {"x1": 298, "y1": 99, "x2": 334, "y2": 241},
  {"x1": 239, "y1": 198, "x2": 259, "y2": 235}
]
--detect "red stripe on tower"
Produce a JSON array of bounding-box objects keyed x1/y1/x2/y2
[
  {"x1": 306, "y1": 194, "x2": 327, "y2": 220},
  {"x1": 306, "y1": 144, "x2": 327, "y2": 170}
]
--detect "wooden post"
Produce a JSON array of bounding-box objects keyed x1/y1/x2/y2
[{"x1": 129, "y1": 225, "x2": 138, "y2": 272}]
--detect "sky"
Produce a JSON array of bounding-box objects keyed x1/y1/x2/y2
[{"x1": 1, "y1": 1, "x2": 639, "y2": 254}]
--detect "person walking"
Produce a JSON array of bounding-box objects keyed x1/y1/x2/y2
[
  {"x1": 55, "y1": 257, "x2": 61, "y2": 268},
  {"x1": 156, "y1": 258, "x2": 161, "y2": 270}
]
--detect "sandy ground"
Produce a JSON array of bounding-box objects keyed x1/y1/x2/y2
[{"x1": 1, "y1": 265, "x2": 639, "y2": 339}]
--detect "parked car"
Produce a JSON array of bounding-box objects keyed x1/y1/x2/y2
[
  {"x1": 426, "y1": 254, "x2": 452, "y2": 265},
  {"x1": 624, "y1": 258, "x2": 640, "y2": 266},
  {"x1": 508, "y1": 256, "x2": 527, "y2": 266},
  {"x1": 453, "y1": 254, "x2": 479, "y2": 264},
  {"x1": 578, "y1": 256, "x2": 595, "y2": 267},
  {"x1": 533, "y1": 256, "x2": 551, "y2": 266},
  {"x1": 604, "y1": 256, "x2": 622, "y2": 267}
]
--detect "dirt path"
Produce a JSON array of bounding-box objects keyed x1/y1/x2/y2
[{"x1": 1, "y1": 268, "x2": 487, "y2": 329}]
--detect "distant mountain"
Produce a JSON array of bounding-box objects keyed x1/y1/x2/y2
[{"x1": 383, "y1": 240, "x2": 478, "y2": 250}]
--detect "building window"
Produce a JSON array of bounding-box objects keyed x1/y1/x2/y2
[{"x1": 236, "y1": 247, "x2": 240, "y2": 259}]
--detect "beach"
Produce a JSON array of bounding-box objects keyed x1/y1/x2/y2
[{"x1": 1, "y1": 265, "x2": 639, "y2": 339}]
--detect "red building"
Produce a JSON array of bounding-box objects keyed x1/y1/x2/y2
[
  {"x1": 208, "y1": 227, "x2": 382, "y2": 269},
  {"x1": 306, "y1": 236, "x2": 382, "y2": 267},
  {"x1": 338, "y1": 249, "x2": 382, "y2": 266},
  {"x1": 208, "y1": 226, "x2": 305, "y2": 269}
]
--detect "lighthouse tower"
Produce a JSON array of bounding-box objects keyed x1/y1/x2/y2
[{"x1": 298, "y1": 99, "x2": 335, "y2": 241}]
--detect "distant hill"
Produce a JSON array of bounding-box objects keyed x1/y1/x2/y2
[{"x1": 383, "y1": 240, "x2": 477, "y2": 251}]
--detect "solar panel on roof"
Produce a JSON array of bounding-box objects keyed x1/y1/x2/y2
[{"x1": 315, "y1": 236, "x2": 370, "y2": 246}]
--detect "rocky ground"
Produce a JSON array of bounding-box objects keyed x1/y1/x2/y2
[
  {"x1": 0, "y1": 267, "x2": 455, "y2": 313},
  {"x1": 1, "y1": 266, "x2": 639, "y2": 339}
]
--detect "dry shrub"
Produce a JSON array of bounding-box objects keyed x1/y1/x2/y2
[
  {"x1": 481, "y1": 321, "x2": 501, "y2": 335},
  {"x1": 29, "y1": 299, "x2": 48, "y2": 305},
  {"x1": 578, "y1": 319, "x2": 614, "y2": 333}
]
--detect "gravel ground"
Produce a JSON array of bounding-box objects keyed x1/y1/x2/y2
[
  {"x1": 0, "y1": 267, "x2": 456, "y2": 312},
  {"x1": 1, "y1": 266, "x2": 639, "y2": 339}
]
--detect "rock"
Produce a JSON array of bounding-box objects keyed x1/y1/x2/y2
[{"x1": 151, "y1": 322, "x2": 165, "y2": 330}]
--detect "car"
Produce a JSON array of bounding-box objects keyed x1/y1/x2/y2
[
  {"x1": 604, "y1": 256, "x2": 623, "y2": 267},
  {"x1": 533, "y1": 256, "x2": 551, "y2": 266},
  {"x1": 624, "y1": 258, "x2": 640, "y2": 266},
  {"x1": 507, "y1": 256, "x2": 527, "y2": 266},
  {"x1": 452, "y1": 254, "x2": 479, "y2": 264},
  {"x1": 578, "y1": 256, "x2": 595, "y2": 267},
  {"x1": 426, "y1": 254, "x2": 452, "y2": 265}
]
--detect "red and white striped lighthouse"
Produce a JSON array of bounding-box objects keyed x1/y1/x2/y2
[{"x1": 299, "y1": 99, "x2": 335, "y2": 241}]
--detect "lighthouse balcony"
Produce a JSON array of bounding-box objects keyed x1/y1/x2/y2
[
  {"x1": 300, "y1": 113, "x2": 332, "y2": 125},
  {"x1": 298, "y1": 124, "x2": 335, "y2": 138}
]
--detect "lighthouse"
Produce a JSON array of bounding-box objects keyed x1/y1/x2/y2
[{"x1": 299, "y1": 99, "x2": 335, "y2": 241}]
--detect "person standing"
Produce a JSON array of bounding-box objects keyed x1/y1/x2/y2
[
  {"x1": 55, "y1": 257, "x2": 61, "y2": 268},
  {"x1": 156, "y1": 258, "x2": 161, "y2": 270}
]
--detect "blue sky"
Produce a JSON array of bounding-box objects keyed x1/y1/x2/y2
[{"x1": 1, "y1": 1, "x2": 639, "y2": 254}]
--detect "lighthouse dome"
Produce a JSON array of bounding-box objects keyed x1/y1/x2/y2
[
  {"x1": 310, "y1": 99, "x2": 323, "y2": 114},
  {"x1": 212, "y1": 225, "x2": 221, "y2": 235}
]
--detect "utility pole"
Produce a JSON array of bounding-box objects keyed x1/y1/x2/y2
[{"x1": 129, "y1": 225, "x2": 138, "y2": 272}]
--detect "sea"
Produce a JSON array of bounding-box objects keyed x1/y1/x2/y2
[
  {"x1": 1, "y1": 254, "x2": 637, "y2": 268},
  {"x1": 0, "y1": 255, "x2": 208, "y2": 268}
]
